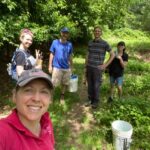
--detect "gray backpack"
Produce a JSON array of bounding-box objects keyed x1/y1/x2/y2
[{"x1": 7, "y1": 48, "x2": 28, "y2": 81}]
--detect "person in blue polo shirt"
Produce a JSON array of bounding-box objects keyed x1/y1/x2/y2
[{"x1": 48, "y1": 27, "x2": 73, "y2": 104}]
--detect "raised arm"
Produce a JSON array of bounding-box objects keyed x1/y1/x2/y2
[{"x1": 117, "y1": 55, "x2": 128, "y2": 68}]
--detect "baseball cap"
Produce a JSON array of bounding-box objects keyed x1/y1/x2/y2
[
  {"x1": 60, "y1": 27, "x2": 69, "y2": 33},
  {"x1": 17, "y1": 69, "x2": 53, "y2": 89}
]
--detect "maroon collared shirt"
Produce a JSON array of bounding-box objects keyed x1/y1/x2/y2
[{"x1": 0, "y1": 109, "x2": 55, "y2": 150}]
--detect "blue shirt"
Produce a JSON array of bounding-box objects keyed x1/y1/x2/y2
[{"x1": 50, "y1": 39, "x2": 73, "y2": 69}]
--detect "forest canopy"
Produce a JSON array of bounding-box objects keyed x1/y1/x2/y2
[{"x1": 0, "y1": 0, "x2": 150, "y2": 46}]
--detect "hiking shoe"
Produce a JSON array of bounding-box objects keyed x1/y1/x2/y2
[
  {"x1": 107, "y1": 97, "x2": 113, "y2": 103},
  {"x1": 91, "y1": 103, "x2": 98, "y2": 109}
]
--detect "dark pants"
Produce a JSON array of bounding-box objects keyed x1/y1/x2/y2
[{"x1": 87, "y1": 66, "x2": 102, "y2": 105}]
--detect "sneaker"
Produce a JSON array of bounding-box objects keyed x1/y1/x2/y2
[
  {"x1": 91, "y1": 103, "x2": 98, "y2": 109},
  {"x1": 107, "y1": 97, "x2": 113, "y2": 103}
]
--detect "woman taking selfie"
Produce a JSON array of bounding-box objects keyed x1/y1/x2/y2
[{"x1": 0, "y1": 69, "x2": 55, "y2": 150}]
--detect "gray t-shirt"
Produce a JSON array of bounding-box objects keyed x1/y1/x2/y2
[{"x1": 15, "y1": 49, "x2": 35, "y2": 70}]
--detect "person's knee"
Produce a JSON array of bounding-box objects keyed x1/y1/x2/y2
[
  {"x1": 110, "y1": 83, "x2": 115, "y2": 89},
  {"x1": 117, "y1": 86, "x2": 122, "y2": 91},
  {"x1": 52, "y1": 79, "x2": 61, "y2": 87}
]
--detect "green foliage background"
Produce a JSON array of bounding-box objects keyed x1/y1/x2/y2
[
  {"x1": 0, "y1": 0, "x2": 150, "y2": 149},
  {"x1": 1, "y1": 0, "x2": 150, "y2": 47}
]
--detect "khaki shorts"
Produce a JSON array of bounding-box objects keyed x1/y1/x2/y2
[{"x1": 52, "y1": 67, "x2": 71, "y2": 87}]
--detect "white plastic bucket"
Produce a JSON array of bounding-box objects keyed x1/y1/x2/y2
[
  {"x1": 111, "y1": 120, "x2": 133, "y2": 150},
  {"x1": 69, "y1": 74, "x2": 78, "y2": 92}
]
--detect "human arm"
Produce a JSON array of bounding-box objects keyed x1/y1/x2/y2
[
  {"x1": 69, "y1": 55, "x2": 73, "y2": 73},
  {"x1": 83, "y1": 52, "x2": 89, "y2": 84},
  {"x1": 99, "y1": 50, "x2": 115, "y2": 70},
  {"x1": 85, "y1": 52, "x2": 88, "y2": 67},
  {"x1": 48, "y1": 52, "x2": 54, "y2": 74},
  {"x1": 15, "y1": 51, "x2": 26, "y2": 76},
  {"x1": 16, "y1": 66, "x2": 24, "y2": 76},
  {"x1": 48, "y1": 40, "x2": 56, "y2": 73},
  {"x1": 116, "y1": 55, "x2": 127, "y2": 68},
  {"x1": 69, "y1": 42, "x2": 74, "y2": 72}
]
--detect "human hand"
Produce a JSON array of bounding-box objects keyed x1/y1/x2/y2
[
  {"x1": 35, "y1": 49, "x2": 40, "y2": 59},
  {"x1": 35, "y1": 49, "x2": 43, "y2": 59},
  {"x1": 83, "y1": 68, "x2": 87, "y2": 85},
  {"x1": 98, "y1": 64, "x2": 106, "y2": 70},
  {"x1": 116, "y1": 55, "x2": 122, "y2": 60}
]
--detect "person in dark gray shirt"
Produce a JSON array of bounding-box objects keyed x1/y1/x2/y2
[{"x1": 85, "y1": 26, "x2": 114, "y2": 109}]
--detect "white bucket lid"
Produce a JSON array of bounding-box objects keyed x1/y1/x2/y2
[{"x1": 112, "y1": 120, "x2": 133, "y2": 138}]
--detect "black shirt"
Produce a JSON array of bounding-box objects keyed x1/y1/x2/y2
[{"x1": 108, "y1": 51, "x2": 128, "y2": 78}]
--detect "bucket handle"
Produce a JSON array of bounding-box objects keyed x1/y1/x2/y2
[{"x1": 123, "y1": 138, "x2": 132, "y2": 150}]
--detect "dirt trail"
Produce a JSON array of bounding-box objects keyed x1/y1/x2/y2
[
  {"x1": 66, "y1": 103, "x2": 94, "y2": 148},
  {"x1": 66, "y1": 83, "x2": 96, "y2": 149},
  {"x1": 1, "y1": 51, "x2": 149, "y2": 149},
  {"x1": 66, "y1": 83, "x2": 108, "y2": 149}
]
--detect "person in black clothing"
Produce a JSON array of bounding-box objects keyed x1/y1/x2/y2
[{"x1": 108, "y1": 41, "x2": 128, "y2": 102}]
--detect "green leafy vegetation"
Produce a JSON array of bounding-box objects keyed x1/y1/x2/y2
[
  {"x1": 45, "y1": 44, "x2": 149, "y2": 149},
  {"x1": 0, "y1": 0, "x2": 150, "y2": 149},
  {"x1": 1, "y1": 0, "x2": 150, "y2": 46},
  {"x1": 0, "y1": 41, "x2": 150, "y2": 149}
]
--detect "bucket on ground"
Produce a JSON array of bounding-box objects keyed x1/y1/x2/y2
[
  {"x1": 68, "y1": 74, "x2": 78, "y2": 92},
  {"x1": 111, "y1": 120, "x2": 133, "y2": 150}
]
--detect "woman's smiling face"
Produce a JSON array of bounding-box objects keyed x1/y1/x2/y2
[
  {"x1": 13, "y1": 79, "x2": 52, "y2": 124},
  {"x1": 20, "y1": 33, "x2": 33, "y2": 49}
]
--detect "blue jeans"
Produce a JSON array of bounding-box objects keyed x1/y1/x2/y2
[{"x1": 110, "y1": 76, "x2": 123, "y2": 86}]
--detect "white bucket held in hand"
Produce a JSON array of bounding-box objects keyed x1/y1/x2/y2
[
  {"x1": 111, "y1": 120, "x2": 133, "y2": 150},
  {"x1": 69, "y1": 74, "x2": 78, "y2": 92}
]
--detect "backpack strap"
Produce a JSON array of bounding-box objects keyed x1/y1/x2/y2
[
  {"x1": 13, "y1": 48, "x2": 29, "y2": 66},
  {"x1": 19, "y1": 50, "x2": 29, "y2": 66},
  {"x1": 9, "y1": 49, "x2": 29, "y2": 81}
]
